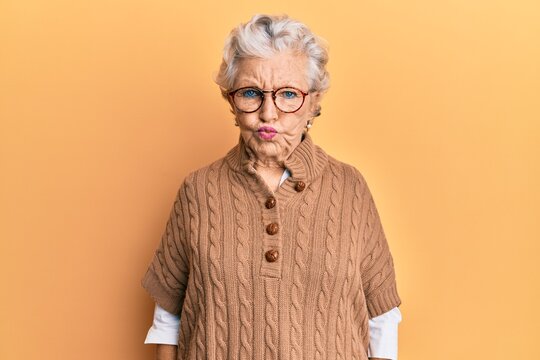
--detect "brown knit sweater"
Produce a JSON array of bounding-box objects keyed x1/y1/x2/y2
[{"x1": 142, "y1": 132, "x2": 401, "y2": 360}]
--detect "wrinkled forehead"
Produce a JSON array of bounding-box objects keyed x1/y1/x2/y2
[{"x1": 233, "y1": 52, "x2": 310, "y2": 91}]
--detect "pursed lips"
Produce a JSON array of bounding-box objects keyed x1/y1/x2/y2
[
  {"x1": 257, "y1": 126, "x2": 277, "y2": 139},
  {"x1": 257, "y1": 126, "x2": 277, "y2": 133}
]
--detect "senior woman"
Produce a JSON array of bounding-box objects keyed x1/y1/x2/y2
[{"x1": 142, "y1": 14, "x2": 402, "y2": 360}]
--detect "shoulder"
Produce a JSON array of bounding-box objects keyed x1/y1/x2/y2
[
  {"x1": 325, "y1": 154, "x2": 369, "y2": 188},
  {"x1": 178, "y1": 156, "x2": 230, "y2": 194}
]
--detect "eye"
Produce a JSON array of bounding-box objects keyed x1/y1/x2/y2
[
  {"x1": 277, "y1": 88, "x2": 300, "y2": 99},
  {"x1": 239, "y1": 88, "x2": 260, "y2": 98}
]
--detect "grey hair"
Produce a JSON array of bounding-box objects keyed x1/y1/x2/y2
[{"x1": 215, "y1": 14, "x2": 330, "y2": 100}]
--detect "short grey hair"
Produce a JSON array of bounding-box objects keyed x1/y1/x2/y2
[{"x1": 215, "y1": 14, "x2": 330, "y2": 98}]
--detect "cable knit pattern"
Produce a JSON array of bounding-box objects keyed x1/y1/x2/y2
[
  {"x1": 315, "y1": 164, "x2": 340, "y2": 360},
  {"x1": 185, "y1": 176, "x2": 206, "y2": 360},
  {"x1": 141, "y1": 132, "x2": 401, "y2": 360},
  {"x1": 346, "y1": 177, "x2": 368, "y2": 359},
  {"x1": 207, "y1": 165, "x2": 228, "y2": 359},
  {"x1": 289, "y1": 182, "x2": 317, "y2": 359},
  {"x1": 337, "y1": 177, "x2": 362, "y2": 360},
  {"x1": 264, "y1": 279, "x2": 279, "y2": 360},
  {"x1": 230, "y1": 171, "x2": 253, "y2": 359}
]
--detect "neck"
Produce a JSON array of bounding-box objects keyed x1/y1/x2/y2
[
  {"x1": 225, "y1": 131, "x2": 327, "y2": 183},
  {"x1": 246, "y1": 133, "x2": 306, "y2": 171}
]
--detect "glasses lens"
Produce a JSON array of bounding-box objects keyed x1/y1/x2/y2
[
  {"x1": 275, "y1": 88, "x2": 304, "y2": 112},
  {"x1": 233, "y1": 88, "x2": 262, "y2": 112}
]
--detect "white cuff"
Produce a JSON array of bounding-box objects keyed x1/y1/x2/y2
[
  {"x1": 367, "y1": 307, "x2": 402, "y2": 360},
  {"x1": 144, "y1": 303, "x2": 181, "y2": 345}
]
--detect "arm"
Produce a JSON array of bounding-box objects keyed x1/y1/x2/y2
[
  {"x1": 355, "y1": 171, "x2": 402, "y2": 359},
  {"x1": 155, "y1": 345, "x2": 177, "y2": 360},
  {"x1": 145, "y1": 303, "x2": 180, "y2": 359},
  {"x1": 142, "y1": 181, "x2": 192, "y2": 357}
]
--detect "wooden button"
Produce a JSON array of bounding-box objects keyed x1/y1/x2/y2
[
  {"x1": 266, "y1": 222, "x2": 279, "y2": 235},
  {"x1": 265, "y1": 249, "x2": 279, "y2": 262},
  {"x1": 294, "y1": 181, "x2": 306, "y2": 192},
  {"x1": 265, "y1": 196, "x2": 276, "y2": 209}
]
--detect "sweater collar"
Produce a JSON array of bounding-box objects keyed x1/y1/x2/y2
[{"x1": 225, "y1": 132, "x2": 328, "y2": 182}]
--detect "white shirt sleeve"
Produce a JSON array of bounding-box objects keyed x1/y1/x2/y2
[
  {"x1": 144, "y1": 303, "x2": 180, "y2": 345},
  {"x1": 367, "y1": 307, "x2": 402, "y2": 360}
]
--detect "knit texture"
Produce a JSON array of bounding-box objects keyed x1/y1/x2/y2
[{"x1": 142, "y1": 132, "x2": 401, "y2": 360}]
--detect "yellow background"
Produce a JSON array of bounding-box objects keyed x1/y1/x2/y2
[{"x1": 1, "y1": 1, "x2": 539, "y2": 359}]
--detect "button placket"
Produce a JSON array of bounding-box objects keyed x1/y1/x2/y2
[{"x1": 259, "y1": 191, "x2": 283, "y2": 277}]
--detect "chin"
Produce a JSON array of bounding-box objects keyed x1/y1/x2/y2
[{"x1": 248, "y1": 138, "x2": 285, "y2": 157}]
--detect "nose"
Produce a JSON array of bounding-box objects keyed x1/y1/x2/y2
[{"x1": 259, "y1": 92, "x2": 278, "y2": 122}]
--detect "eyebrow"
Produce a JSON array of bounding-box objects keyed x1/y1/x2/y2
[{"x1": 235, "y1": 84, "x2": 301, "y2": 90}]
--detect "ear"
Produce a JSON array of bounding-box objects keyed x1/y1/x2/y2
[{"x1": 309, "y1": 91, "x2": 322, "y2": 117}]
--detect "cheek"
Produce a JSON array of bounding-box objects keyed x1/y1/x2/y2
[
  {"x1": 235, "y1": 113, "x2": 257, "y2": 126},
  {"x1": 281, "y1": 114, "x2": 309, "y2": 134},
  {"x1": 291, "y1": 107, "x2": 311, "y2": 126}
]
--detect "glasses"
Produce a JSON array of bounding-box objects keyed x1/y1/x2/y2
[{"x1": 228, "y1": 86, "x2": 309, "y2": 113}]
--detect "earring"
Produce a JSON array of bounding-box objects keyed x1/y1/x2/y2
[
  {"x1": 306, "y1": 120, "x2": 313, "y2": 130},
  {"x1": 234, "y1": 121, "x2": 239, "y2": 127}
]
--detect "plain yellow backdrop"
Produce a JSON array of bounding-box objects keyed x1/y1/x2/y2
[{"x1": 1, "y1": 1, "x2": 539, "y2": 359}]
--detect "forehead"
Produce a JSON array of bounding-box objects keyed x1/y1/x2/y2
[{"x1": 233, "y1": 52, "x2": 309, "y2": 90}]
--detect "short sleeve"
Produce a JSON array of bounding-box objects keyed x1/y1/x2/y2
[
  {"x1": 141, "y1": 181, "x2": 191, "y2": 316},
  {"x1": 358, "y1": 174, "x2": 402, "y2": 318}
]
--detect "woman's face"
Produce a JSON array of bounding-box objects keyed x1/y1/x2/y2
[{"x1": 230, "y1": 52, "x2": 321, "y2": 165}]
